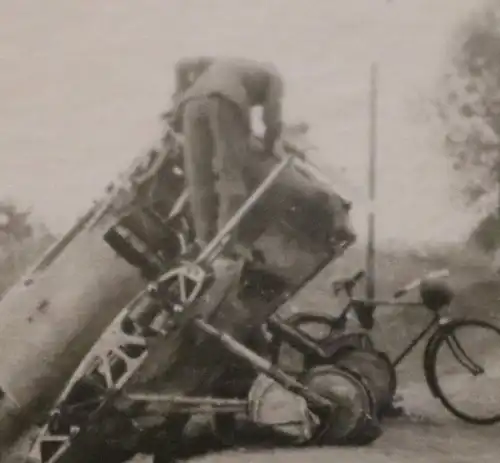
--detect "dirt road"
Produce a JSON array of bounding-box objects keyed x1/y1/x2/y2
[
  {"x1": 171, "y1": 383, "x2": 500, "y2": 463},
  {"x1": 184, "y1": 421, "x2": 498, "y2": 463},
  {"x1": 123, "y1": 358, "x2": 500, "y2": 463},
  {"x1": 134, "y1": 280, "x2": 500, "y2": 463},
  {"x1": 14, "y1": 378, "x2": 495, "y2": 463},
  {"x1": 10, "y1": 264, "x2": 500, "y2": 463}
]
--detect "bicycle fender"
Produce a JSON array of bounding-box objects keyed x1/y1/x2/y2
[{"x1": 423, "y1": 318, "x2": 467, "y2": 397}]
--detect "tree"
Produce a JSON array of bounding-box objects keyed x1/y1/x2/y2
[
  {"x1": 0, "y1": 200, "x2": 56, "y2": 294},
  {"x1": 0, "y1": 201, "x2": 33, "y2": 245},
  {"x1": 436, "y1": 2, "x2": 500, "y2": 208},
  {"x1": 435, "y1": 2, "x2": 500, "y2": 251}
]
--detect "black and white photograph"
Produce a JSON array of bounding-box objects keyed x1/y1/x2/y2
[{"x1": 0, "y1": 1, "x2": 499, "y2": 462}]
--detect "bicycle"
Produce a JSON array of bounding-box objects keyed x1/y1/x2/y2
[{"x1": 269, "y1": 269, "x2": 500, "y2": 425}]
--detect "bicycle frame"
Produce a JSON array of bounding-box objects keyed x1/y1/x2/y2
[
  {"x1": 389, "y1": 309, "x2": 440, "y2": 368},
  {"x1": 326, "y1": 271, "x2": 500, "y2": 425},
  {"x1": 344, "y1": 298, "x2": 444, "y2": 368},
  {"x1": 343, "y1": 298, "x2": 483, "y2": 376}
]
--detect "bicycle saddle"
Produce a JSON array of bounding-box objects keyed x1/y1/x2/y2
[{"x1": 419, "y1": 278, "x2": 454, "y2": 311}]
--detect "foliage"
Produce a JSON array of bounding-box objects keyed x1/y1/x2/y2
[
  {"x1": 436, "y1": 2, "x2": 500, "y2": 207},
  {"x1": 0, "y1": 200, "x2": 56, "y2": 295},
  {"x1": 0, "y1": 201, "x2": 34, "y2": 244},
  {"x1": 293, "y1": 243, "x2": 494, "y2": 384},
  {"x1": 467, "y1": 213, "x2": 500, "y2": 252}
]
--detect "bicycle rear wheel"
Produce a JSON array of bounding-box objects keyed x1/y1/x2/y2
[{"x1": 424, "y1": 318, "x2": 500, "y2": 425}]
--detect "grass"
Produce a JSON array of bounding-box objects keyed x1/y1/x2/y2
[
  {"x1": 0, "y1": 230, "x2": 55, "y2": 298},
  {"x1": 285, "y1": 242, "x2": 500, "y2": 384},
  {"x1": 0, "y1": 230, "x2": 497, "y2": 388},
  {"x1": 2, "y1": 238, "x2": 500, "y2": 463}
]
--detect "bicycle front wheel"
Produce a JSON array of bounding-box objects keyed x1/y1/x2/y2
[{"x1": 424, "y1": 318, "x2": 500, "y2": 425}]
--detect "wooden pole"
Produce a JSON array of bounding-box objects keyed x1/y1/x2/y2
[{"x1": 366, "y1": 63, "x2": 378, "y2": 301}]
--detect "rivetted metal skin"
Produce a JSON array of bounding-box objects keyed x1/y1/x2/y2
[
  {"x1": 0, "y1": 207, "x2": 145, "y2": 455},
  {"x1": 0, "y1": 125, "x2": 357, "y2": 460}
]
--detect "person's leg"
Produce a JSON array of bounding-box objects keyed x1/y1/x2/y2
[
  {"x1": 182, "y1": 99, "x2": 218, "y2": 247},
  {"x1": 207, "y1": 97, "x2": 250, "y2": 247}
]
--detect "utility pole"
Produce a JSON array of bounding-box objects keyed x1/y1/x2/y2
[
  {"x1": 497, "y1": 164, "x2": 500, "y2": 218},
  {"x1": 366, "y1": 62, "x2": 378, "y2": 301}
]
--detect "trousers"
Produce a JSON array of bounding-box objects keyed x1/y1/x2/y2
[{"x1": 181, "y1": 95, "x2": 250, "y2": 247}]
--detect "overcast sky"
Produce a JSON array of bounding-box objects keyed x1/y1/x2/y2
[{"x1": 0, "y1": 0, "x2": 485, "y2": 245}]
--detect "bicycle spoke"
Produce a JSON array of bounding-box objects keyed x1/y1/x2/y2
[{"x1": 426, "y1": 319, "x2": 500, "y2": 425}]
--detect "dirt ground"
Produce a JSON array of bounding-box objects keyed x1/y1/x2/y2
[
  {"x1": 124, "y1": 377, "x2": 499, "y2": 463},
  {"x1": 14, "y1": 376, "x2": 500, "y2": 463},
  {"x1": 8, "y1": 254, "x2": 500, "y2": 463},
  {"x1": 126, "y1": 379, "x2": 500, "y2": 463},
  {"x1": 178, "y1": 419, "x2": 500, "y2": 463},
  {"x1": 127, "y1": 272, "x2": 500, "y2": 463}
]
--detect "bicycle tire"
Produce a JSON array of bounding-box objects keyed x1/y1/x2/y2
[
  {"x1": 267, "y1": 311, "x2": 375, "y2": 369},
  {"x1": 280, "y1": 312, "x2": 346, "y2": 340},
  {"x1": 424, "y1": 317, "x2": 500, "y2": 425}
]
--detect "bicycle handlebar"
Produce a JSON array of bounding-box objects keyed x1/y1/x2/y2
[
  {"x1": 331, "y1": 270, "x2": 366, "y2": 296},
  {"x1": 329, "y1": 268, "x2": 450, "y2": 331},
  {"x1": 392, "y1": 268, "x2": 450, "y2": 299},
  {"x1": 352, "y1": 269, "x2": 366, "y2": 283},
  {"x1": 331, "y1": 268, "x2": 450, "y2": 300}
]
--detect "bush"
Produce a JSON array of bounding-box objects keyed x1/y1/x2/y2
[
  {"x1": 435, "y1": 0, "x2": 500, "y2": 251},
  {"x1": 0, "y1": 201, "x2": 56, "y2": 296}
]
